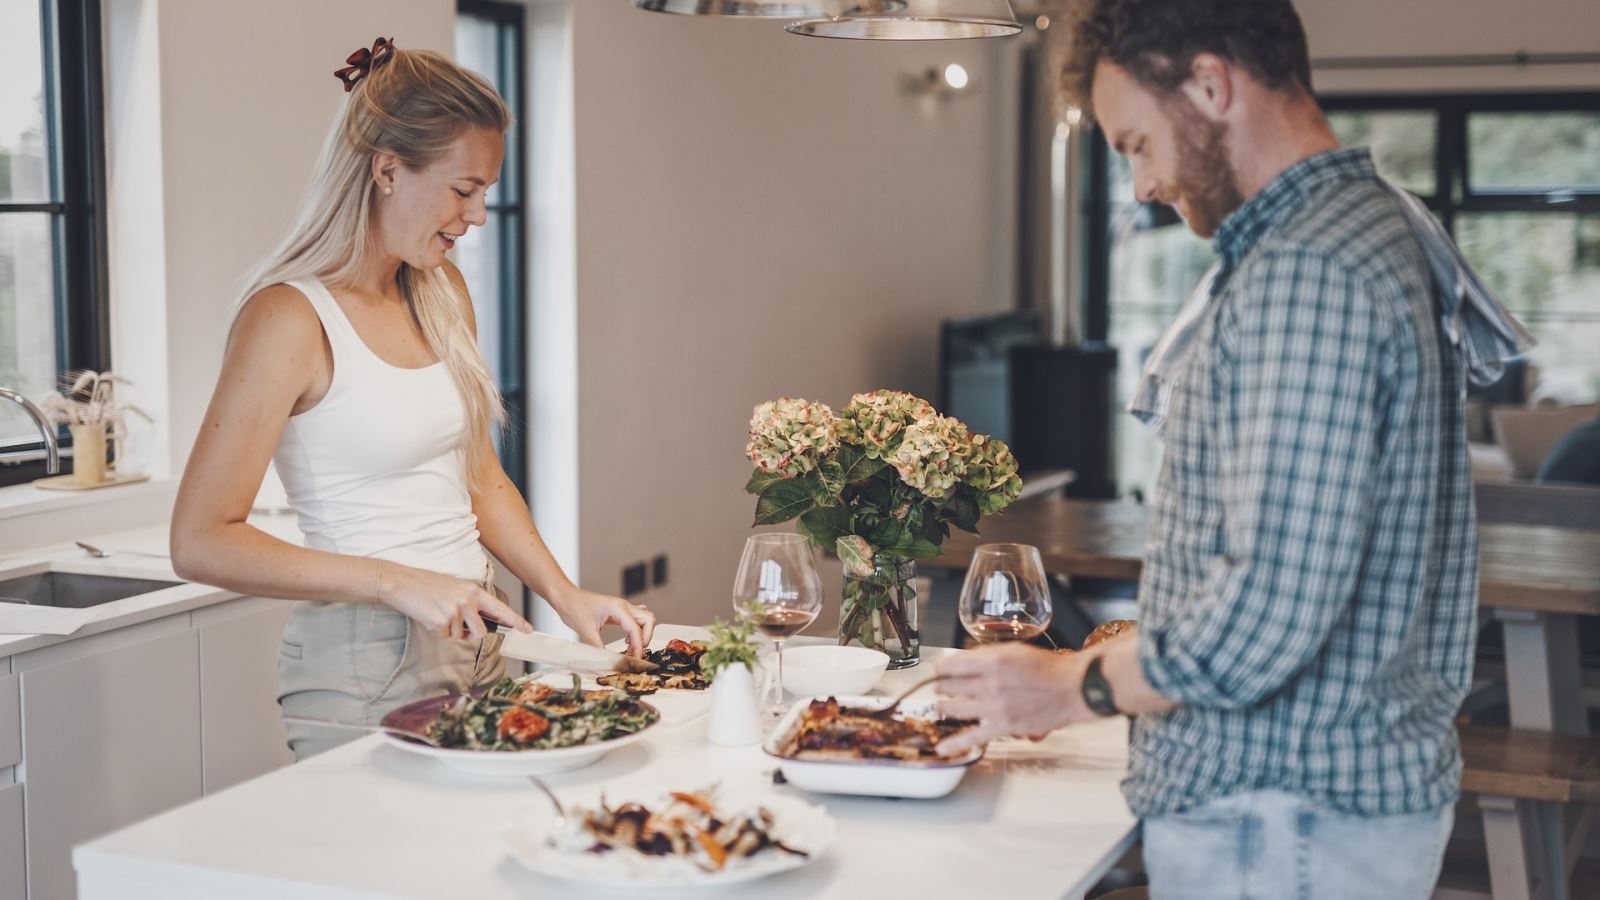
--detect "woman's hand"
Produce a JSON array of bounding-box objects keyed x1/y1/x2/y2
[
  {"x1": 375, "y1": 561, "x2": 533, "y2": 642},
  {"x1": 550, "y1": 588, "x2": 657, "y2": 655}
]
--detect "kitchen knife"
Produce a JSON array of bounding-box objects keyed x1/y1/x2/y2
[{"x1": 496, "y1": 628, "x2": 659, "y2": 674}]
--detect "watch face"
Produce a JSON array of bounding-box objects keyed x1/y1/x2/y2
[
  {"x1": 1086, "y1": 682, "x2": 1111, "y2": 708},
  {"x1": 1083, "y1": 659, "x2": 1117, "y2": 716}
]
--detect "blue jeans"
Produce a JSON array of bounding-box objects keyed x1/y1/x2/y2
[{"x1": 1142, "y1": 790, "x2": 1454, "y2": 900}]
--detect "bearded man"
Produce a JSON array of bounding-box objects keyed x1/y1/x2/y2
[{"x1": 934, "y1": 1, "x2": 1530, "y2": 897}]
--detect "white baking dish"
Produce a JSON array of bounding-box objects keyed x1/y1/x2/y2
[{"x1": 762, "y1": 695, "x2": 984, "y2": 799}]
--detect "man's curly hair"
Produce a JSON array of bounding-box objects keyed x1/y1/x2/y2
[{"x1": 1060, "y1": 0, "x2": 1313, "y2": 114}]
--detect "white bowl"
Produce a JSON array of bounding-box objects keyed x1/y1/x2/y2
[
  {"x1": 777, "y1": 645, "x2": 889, "y2": 698},
  {"x1": 763, "y1": 695, "x2": 983, "y2": 799}
]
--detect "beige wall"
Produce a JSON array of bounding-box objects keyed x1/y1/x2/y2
[
  {"x1": 561, "y1": 5, "x2": 1020, "y2": 630},
  {"x1": 104, "y1": 0, "x2": 457, "y2": 481},
  {"x1": 1300, "y1": 0, "x2": 1600, "y2": 92}
]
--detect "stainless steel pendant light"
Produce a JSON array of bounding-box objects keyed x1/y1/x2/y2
[
  {"x1": 786, "y1": 0, "x2": 1021, "y2": 39},
  {"x1": 633, "y1": 0, "x2": 902, "y2": 18}
]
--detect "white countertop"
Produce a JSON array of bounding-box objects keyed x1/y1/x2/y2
[
  {"x1": 0, "y1": 512, "x2": 303, "y2": 657},
  {"x1": 74, "y1": 649, "x2": 1139, "y2": 900}
]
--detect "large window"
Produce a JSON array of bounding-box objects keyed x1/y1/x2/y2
[
  {"x1": 0, "y1": 0, "x2": 108, "y2": 486},
  {"x1": 456, "y1": 0, "x2": 529, "y2": 494},
  {"x1": 1092, "y1": 92, "x2": 1600, "y2": 498}
]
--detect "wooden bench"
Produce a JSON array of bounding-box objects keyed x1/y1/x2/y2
[{"x1": 1459, "y1": 726, "x2": 1600, "y2": 900}]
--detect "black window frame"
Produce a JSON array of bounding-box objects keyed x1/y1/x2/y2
[
  {"x1": 1318, "y1": 92, "x2": 1600, "y2": 228},
  {"x1": 457, "y1": 0, "x2": 529, "y2": 496},
  {"x1": 1084, "y1": 89, "x2": 1600, "y2": 491},
  {"x1": 0, "y1": 0, "x2": 111, "y2": 487}
]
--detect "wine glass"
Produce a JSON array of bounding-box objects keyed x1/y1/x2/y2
[
  {"x1": 959, "y1": 543, "x2": 1053, "y2": 646},
  {"x1": 733, "y1": 533, "x2": 823, "y2": 719}
]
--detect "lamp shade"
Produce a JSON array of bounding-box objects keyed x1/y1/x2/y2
[
  {"x1": 786, "y1": 0, "x2": 1020, "y2": 39},
  {"x1": 634, "y1": 0, "x2": 902, "y2": 18}
]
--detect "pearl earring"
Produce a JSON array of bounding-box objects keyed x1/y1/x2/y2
[{"x1": 382, "y1": 186, "x2": 393, "y2": 196}]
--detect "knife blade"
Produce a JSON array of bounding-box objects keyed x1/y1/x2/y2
[{"x1": 496, "y1": 629, "x2": 659, "y2": 674}]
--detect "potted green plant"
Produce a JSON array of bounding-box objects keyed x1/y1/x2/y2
[
  {"x1": 743, "y1": 390, "x2": 1023, "y2": 668},
  {"x1": 702, "y1": 604, "x2": 765, "y2": 746}
]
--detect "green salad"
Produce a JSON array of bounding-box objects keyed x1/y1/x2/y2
[{"x1": 426, "y1": 674, "x2": 658, "y2": 751}]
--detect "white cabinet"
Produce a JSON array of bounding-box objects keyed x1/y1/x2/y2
[
  {"x1": 1, "y1": 783, "x2": 23, "y2": 900},
  {"x1": 19, "y1": 624, "x2": 202, "y2": 900},
  {"x1": 3, "y1": 594, "x2": 296, "y2": 899},
  {"x1": 196, "y1": 599, "x2": 293, "y2": 793}
]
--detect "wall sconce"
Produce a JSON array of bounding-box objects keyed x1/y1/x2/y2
[{"x1": 902, "y1": 63, "x2": 974, "y2": 100}]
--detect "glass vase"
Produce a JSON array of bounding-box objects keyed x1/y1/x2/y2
[{"x1": 839, "y1": 556, "x2": 920, "y2": 669}]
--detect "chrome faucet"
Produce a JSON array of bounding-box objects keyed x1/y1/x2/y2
[{"x1": 0, "y1": 388, "x2": 61, "y2": 474}]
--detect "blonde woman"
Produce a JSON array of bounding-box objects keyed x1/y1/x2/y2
[{"x1": 171, "y1": 39, "x2": 654, "y2": 759}]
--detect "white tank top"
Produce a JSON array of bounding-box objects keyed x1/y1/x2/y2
[{"x1": 271, "y1": 277, "x2": 486, "y2": 581}]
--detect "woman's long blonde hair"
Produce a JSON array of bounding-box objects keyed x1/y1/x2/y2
[{"x1": 236, "y1": 46, "x2": 508, "y2": 487}]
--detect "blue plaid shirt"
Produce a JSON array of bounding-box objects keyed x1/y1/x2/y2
[{"x1": 1127, "y1": 149, "x2": 1478, "y2": 817}]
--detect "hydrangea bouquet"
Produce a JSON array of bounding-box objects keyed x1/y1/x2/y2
[{"x1": 744, "y1": 390, "x2": 1023, "y2": 667}]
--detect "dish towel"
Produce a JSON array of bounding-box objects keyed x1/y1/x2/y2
[{"x1": 1127, "y1": 178, "x2": 1536, "y2": 436}]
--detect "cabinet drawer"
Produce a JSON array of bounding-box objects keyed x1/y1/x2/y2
[{"x1": 0, "y1": 675, "x2": 17, "y2": 770}]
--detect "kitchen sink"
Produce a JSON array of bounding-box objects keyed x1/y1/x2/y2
[{"x1": 0, "y1": 571, "x2": 182, "y2": 609}]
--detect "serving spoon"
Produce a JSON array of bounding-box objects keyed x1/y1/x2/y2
[
  {"x1": 75, "y1": 541, "x2": 169, "y2": 560},
  {"x1": 280, "y1": 716, "x2": 445, "y2": 748}
]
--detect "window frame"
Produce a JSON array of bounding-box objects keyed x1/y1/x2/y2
[
  {"x1": 1082, "y1": 89, "x2": 1600, "y2": 496},
  {"x1": 457, "y1": 0, "x2": 529, "y2": 495},
  {"x1": 0, "y1": 0, "x2": 111, "y2": 487},
  {"x1": 1318, "y1": 92, "x2": 1600, "y2": 229}
]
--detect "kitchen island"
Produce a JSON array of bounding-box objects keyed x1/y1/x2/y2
[{"x1": 75, "y1": 647, "x2": 1139, "y2": 900}]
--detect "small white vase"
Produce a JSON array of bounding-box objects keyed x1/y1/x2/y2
[{"x1": 705, "y1": 663, "x2": 763, "y2": 746}]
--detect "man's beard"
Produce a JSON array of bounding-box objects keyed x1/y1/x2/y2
[{"x1": 1165, "y1": 99, "x2": 1244, "y2": 238}]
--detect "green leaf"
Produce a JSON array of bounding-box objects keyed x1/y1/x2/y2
[
  {"x1": 865, "y1": 518, "x2": 906, "y2": 550},
  {"x1": 890, "y1": 536, "x2": 943, "y2": 560},
  {"x1": 799, "y1": 505, "x2": 851, "y2": 549},
  {"x1": 754, "y1": 477, "x2": 816, "y2": 525},
  {"x1": 836, "y1": 443, "x2": 885, "y2": 485},
  {"x1": 745, "y1": 469, "x2": 786, "y2": 495},
  {"x1": 836, "y1": 535, "x2": 875, "y2": 579},
  {"x1": 816, "y1": 460, "x2": 845, "y2": 502},
  {"x1": 944, "y1": 489, "x2": 981, "y2": 533}
]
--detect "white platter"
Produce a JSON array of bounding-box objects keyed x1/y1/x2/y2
[
  {"x1": 377, "y1": 691, "x2": 660, "y2": 777},
  {"x1": 504, "y1": 788, "x2": 834, "y2": 892},
  {"x1": 763, "y1": 695, "x2": 984, "y2": 799}
]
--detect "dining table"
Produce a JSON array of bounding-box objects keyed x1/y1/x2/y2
[
  {"x1": 926, "y1": 494, "x2": 1600, "y2": 736},
  {"x1": 73, "y1": 640, "x2": 1140, "y2": 900}
]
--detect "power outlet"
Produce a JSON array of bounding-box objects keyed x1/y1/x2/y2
[
  {"x1": 621, "y1": 562, "x2": 648, "y2": 597},
  {"x1": 651, "y1": 554, "x2": 668, "y2": 587}
]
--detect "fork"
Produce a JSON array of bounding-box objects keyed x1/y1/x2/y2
[{"x1": 867, "y1": 674, "x2": 946, "y2": 721}]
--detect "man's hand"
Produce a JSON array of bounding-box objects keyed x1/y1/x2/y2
[{"x1": 933, "y1": 643, "x2": 1100, "y2": 755}]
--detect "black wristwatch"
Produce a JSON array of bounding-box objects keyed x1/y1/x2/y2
[{"x1": 1082, "y1": 656, "x2": 1120, "y2": 717}]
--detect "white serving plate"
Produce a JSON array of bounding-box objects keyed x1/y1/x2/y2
[
  {"x1": 378, "y1": 691, "x2": 660, "y2": 777},
  {"x1": 763, "y1": 695, "x2": 984, "y2": 799},
  {"x1": 379, "y1": 725, "x2": 655, "y2": 778},
  {"x1": 504, "y1": 788, "x2": 834, "y2": 892}
]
